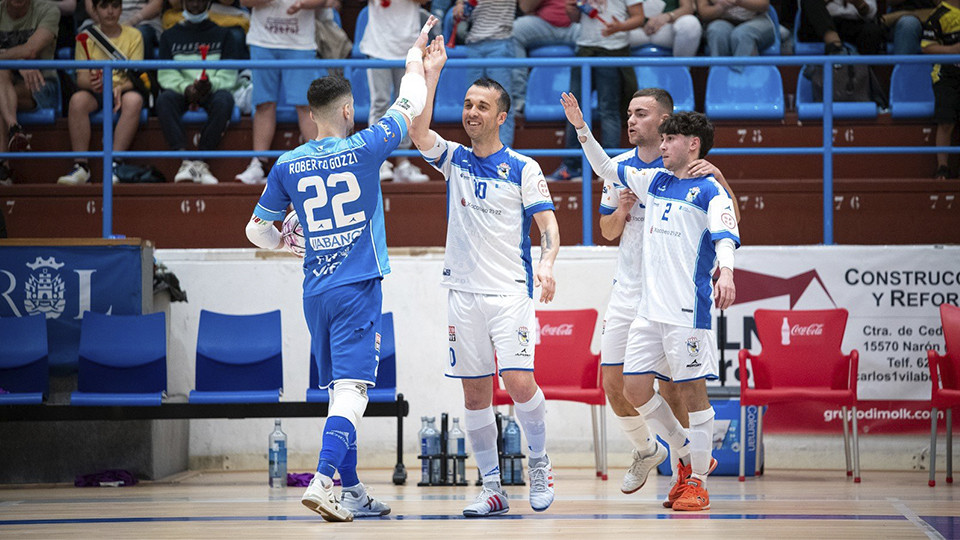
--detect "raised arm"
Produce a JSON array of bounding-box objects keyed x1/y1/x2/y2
[
  {"x1": 559, "y1": 92, "x2": 622, "y2": 183},
  {"x1": 388, "y1": 16, "x2": 439, "y2": 131},
  {"x1": 410, "y1": 36, "x2": 446, "y2": 151},
  {"x1": 533, "y1": 210, "x2": 560, "y2": 304}
]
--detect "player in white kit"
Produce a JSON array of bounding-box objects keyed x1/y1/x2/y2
[
  {"x1": 563, "y1": 94, "x2": 739, "y2": 512},
  {"x1": 410, "y1": 39, "x2": 560, "y2": 517},
  {"x1": 598, "y1": 88, "x2": 739, "y2": 497}
]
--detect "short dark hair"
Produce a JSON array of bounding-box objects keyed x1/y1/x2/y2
[
  {"x1": 658, "y1": 111, "x2": 714, "y2": 158},
  {"x1": 470, "y1": 77, "x2": 510, "y2": 114},
  {"x1": 307, "y1": 76, "x2": 352, "y2": 112},
  {"x1": 632, "y1": 87, "x2": 674, "y2": 115},
  {"x1": 92, "y1": 0, "x2": 122, "y2": 8}
]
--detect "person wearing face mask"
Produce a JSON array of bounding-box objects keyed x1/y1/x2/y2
[{"x1": 155, "y1": 0, "x2": 244, "y2": 183}]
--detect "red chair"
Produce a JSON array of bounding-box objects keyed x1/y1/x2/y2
[
  {"x1": 738, "y1": 309, "x2": 861, "y2": 482},
  {"x1": 493, "y1": 309, "x2": 607, "y2": 479},
  {"x1": 927, "y1": 303, "x2": 960, "y2": 487}
]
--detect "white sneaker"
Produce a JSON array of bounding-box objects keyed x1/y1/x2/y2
[
  {"x1": 528, "y1": 456, "x2": 555, "y2": 512},
  {"x1": 57, "y1": 163, "x2": 91, "y2": 185},
  {"x1": 175, "y1": 160, "x2": 196, "y2": 183},
  {"x1": 621, "y1": 441, "x2": 668, "y2": 494},
  {"x1": 463, "y1": 484, "x2": 509, "y2": 517},
  {"x1": 378, "y1": 160, "x2": 394, "y2": 181},
  {"x1": 193, "y1": 161, "x2": 218, "y2": 184},
  {"x1": 236, "y1": 158, "x2": 265, "y2": 185},
  {"x1": 394, "y1": 160, "x2": 429, "y2": 183},
  {"x1": 301, "y1": 474, "x2": 353, "y2": 522},
  {"x1": 340, "y1": 483, "x2": 390, "y2": 517}
]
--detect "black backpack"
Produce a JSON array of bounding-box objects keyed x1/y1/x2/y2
[{"x1": 803, "y1": 48, "x2": 889, "y2": 109}]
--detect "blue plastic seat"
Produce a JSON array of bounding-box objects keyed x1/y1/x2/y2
[
  {"x1": 0, "y1": 314, "x2": 48, "y2": 405},
  {"x1": 346, "y1": 66, "x2": 371, "y2": 124},
  {"x1": 634, "y1": 65, "x2": 695, "y2": 112},
  {"x1": 433, "y1": 46, "x2": 472, "y2": 123},
  {"x1": 442, "y1": 7, "x2": 456, "y2": 44},
  {"x1": 796, "y1": 72, "x2": 878, "y2": 120},
  {"x1": 793, "y1": 10, "x2": 824, "y2": 56},
  {"x1": 351, "y1": 6, "x2": 368, "y2": 59},
  {"x1": 182, "y1": 106, "x2": 242, "y2": 124},
  {"x1": 630, "y1": 44, "x2": 672, "y2": 56},
  {"x1": 890, "y1": 63, "x2": 934, "y2": 119},
  {"x1": 762, "y1": 6, "x2": 782, "y2": 56},
  {"x1": 188, "y1": 310, "x2": 283, "y2": 404},
  {"x1": 524, "y1": 66, "x2": 569, "y2": 122},
  {"x1": 307, "y1": 312, "x2": 397, "y2": 403},
  {"x1": 528, "y1": 43, "x2": 575, "y2": 57},
  {"x1": 90, "y1": 107, "x2": 149, "y2": 126},
  {"x1": 17, "y1": 77, "x2": 60, "y2": 125},
  {"x1": 706, "y1": 65, "x2": 784, "y2": 120},
  {"x1": 71, "y1": 312, "x2": 166, "y2": 406}
]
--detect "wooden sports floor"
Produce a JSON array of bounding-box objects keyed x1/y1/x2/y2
[{"x1": 1, "y1": 468, "x2": 958, "y2": 539}]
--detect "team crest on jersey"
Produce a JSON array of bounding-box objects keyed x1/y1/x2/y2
[
  {"x1": 518, "y1": 326, "x2": 530, "y2": 346},
  {"x1": 449, "y1": 325, "x2": 457, "y2": 342},
  {"x1": 24, "y1": 257, "x2": 66, "y2": 318},
  {"x1": 685, "y1": 187, "x2": 701, "y2": 202},
  {"x1": 497, "y1": 162, "x2": 510, "y2": 180},
  {"x1": 686, "y1": 337, "x2": 701, "y2": 356}
]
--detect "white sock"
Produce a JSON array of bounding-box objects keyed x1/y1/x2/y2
[
  {"x1": 687, "y1": 407, "x2": 715, "y2": 481},
  {"x1": 616, "y1": 413, "x2": 656, "y2": 455},
  {"x1": 514, "y1": 387, "x2": 547, "y2": 460},
  {"x1": 464, "y1": 406, "x2": 501, "y2": 486},
  {"x1": 637, "y1": 394, "x2": 689, "y2": 461}
]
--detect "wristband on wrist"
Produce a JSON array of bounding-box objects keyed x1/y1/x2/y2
[{"x1": 406, "y1": 47, "x2": 423, "y2": 65}]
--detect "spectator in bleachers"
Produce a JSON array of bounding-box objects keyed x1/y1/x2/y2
[
  {"x1": 921, "y1": 0, "x2": 960, "y2": 179},
  {"x1": 156, "y1": 0, "x2": 243, "y2": 184},
  {"x1": 234, "y1": 0, "x2": 329, "y2": 185},
  {"x1": 0, "y1": 0, "x2": 60, "y2": 179},
  {"x1": 511, "y1": 0, "x2": 579, "y2": 116},
  {"x1": 455, "y1": 0, "x2": 517, "y2": 146},
  {"x1": 547, "y1": 0, "x2": 642, "y2": 181},
  {"x1": 882, "y1": 0, "x2": 936, "y2": 54},
  {"x1": 360, "y1": 0, "x2": 431, "y2": 182},
  {"x1": 57, "y1": 0, "x2": 144, "y2": 185},
  {"x1": 85, "y1": 0, "x2": 161, "y2": 59},
  {"x1": 626, "y1": 0, "x2": 702, "y2": 57},
  {"x1": 162, "y1": 0, "x2": 249, "y2": 58},
  {"x1": 798, "y1": 0, "x2": 882, "y2": 54},
  {"x1": 698, "y1": 0, "x2": 776, "y2": 64},
  {"x1": 53, "y1": 0, "x2": 78, "y2": 54}
]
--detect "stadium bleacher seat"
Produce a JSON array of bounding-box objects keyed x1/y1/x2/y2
[
  {"x1": 351, "y1": 6, "x2": 368, "y2": 59},
  {"x1": 71, "y1": 312, "x2": 166, "y2": 406},
  {"x1": 706, "y1": 65, "x2": 784, "y2": 120},
  {"x1": 524, "y1": 66, "x2": 570, "y2": 122},
  {"x1": 89, "y1": 107, "x2": 149, "y2": 126},
  {"x1": 433, "y1": 46, "x2": 472, "y2": 123},
  {"x1": 306, "y1": 312, "x2": 398, "y2": 403},
  {"x1": 182, "y1": 106, "x2": 242, "y2": 125},
  {"x1": 188, "y1": 310, "x2": 283, "y2": 404},
  {"x1": 630, "y1": 44, "x2": 671, "y2": 56},
  {"x1": 17, "y1": 77, "x2": 60, "y2": 125},
  {"x1": 634, "y1": 65, "x2": 695, "y2": 112},
  {"x1": 793, "y1": 10, "x2": 824, "y2": 56},
  {"x1": 346, "y1": 66, "x2": 371, "y2": 124},
  {"x1": 0, "y1": 314, "x2": 48, "y2": 405},
  {"x1": 796, "y1": 72, "x2": 878, "y2": 120},
  {"x1": 890, "y1": 63, "x2": 934, "y2": 119},
  {"x1": 529, "y1": 43, "x2": 575, "y2": 58}
]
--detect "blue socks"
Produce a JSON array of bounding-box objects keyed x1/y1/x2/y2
[{"x1": 316, "y1": 416, "x2": 356, "y2": 480}]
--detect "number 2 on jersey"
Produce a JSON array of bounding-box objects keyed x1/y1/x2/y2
[
  {"x1": 298, "y1": 173, "x2": 366, "y2": 232},
  {"x1": 661, "y1": 202, "x2": 672, "y2": 221}
]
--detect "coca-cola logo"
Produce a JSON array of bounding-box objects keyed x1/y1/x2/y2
[
  {"x1": 540, "y1": 323, "x2": 574, "y2": 337},
  {"x1": 791, "y1": 323, "x2": 824, "y2": 336}
]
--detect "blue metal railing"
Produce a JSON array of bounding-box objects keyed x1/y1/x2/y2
[{"x1": 1, "y1": 55, "x2": 957, "y2": 245}]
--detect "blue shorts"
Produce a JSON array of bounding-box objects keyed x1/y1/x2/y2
[
  {"x1": 304, "y1": 279, "x2": 383, "y2": 389},
  {"x1": 249, "y1": 45, "x2": 323, "y2": 107}
]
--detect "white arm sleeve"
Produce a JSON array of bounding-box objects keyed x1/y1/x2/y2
[
  {"x1": 575, "y1": 124, "x2": 619, "y2": 181},
  {"x1": 389, "y1": 72, "x2": 427, "y2": 122},
  {"x1": 245, "y1": 217, "x2": 283, "y2": 250},
  {"x1": 716, "y1": 238, "x2": 735, "y2": 271}
]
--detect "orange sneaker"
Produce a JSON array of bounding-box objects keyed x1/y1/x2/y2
[
  {"x1": 672, "y1": 477, "x2": 710, "y2": 511},
  {"x1": 662, "y1": 458, "x2": 717, "y2": 508}
]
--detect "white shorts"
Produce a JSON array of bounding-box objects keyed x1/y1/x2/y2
[
  {"x1": 600, "y1": 281, "x2": 641, "y2": 366},
  {"x1": 446, "y1": 289, "x2": 536, "y2": 378},
  {"x1": 623, "y1": 316, "x2": 718, "y2": 382}
]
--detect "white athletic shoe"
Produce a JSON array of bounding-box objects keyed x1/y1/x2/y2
[
  {"x1": 193, "y1": 161, "x2": 219, "y2": 184},
  {"x1": 236, "y1": 158, "x2": 265, "y2": 185},
  {"x1": 394, "y1": 160, "x2": 429, "y2": 182},
  {"x1": 462, "y1": 485, "x2": 509, "y2": 517},
  {"x1": 621, "y1": 441, "x2": 668, "y2": 494},
  {"x1": 174, "y1": 160, "x2": 196, "y2": 183},
  {"x1": 57, "y1": 163, "x2": 90, "y2": 185},
  {"x1": 378, "y1": 160, "x2": 394, "y2": 181},
  {"x1": 301, "y1": 474, "x2": 353, "y2": 522},
  {"x1": 528, "y1": 456, "x2": 555, "y2": 512},
  {"x1": 340, "y1": 483, "x2": 391, "y2": 517}
]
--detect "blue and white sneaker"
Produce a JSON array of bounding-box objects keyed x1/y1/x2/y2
[
  {"x1": 301, "y1": 473, "x2": 353, "y2": 522},
  {"x1": 463, "y1": 485, "x2": 509, "y2": 517},
  {"x1": 528, "y1": 455, "x2": 555, "y2": 512},
  {"x1": 340, "y1": 483, "x2": 391, "y2": 517}
]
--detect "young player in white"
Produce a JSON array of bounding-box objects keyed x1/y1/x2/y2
[
  {"x1": 563, "y1": 93, "x2": 738, "y2": 512},
  {"x1": 410, "y1": 39, "x2": 561, "y2": 517},
  {"x1": 244, "y1": 18, "x2": 439, "y2": 522},
  {"x1": 598, "y1": 87, "x2": 738, "y2": 498}
]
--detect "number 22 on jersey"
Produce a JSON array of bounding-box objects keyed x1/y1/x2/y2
[{"x1": 298, "y1": 173, "x2": 366, "y2": 232}]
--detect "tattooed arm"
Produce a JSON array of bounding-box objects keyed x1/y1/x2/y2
[{"x1": 532, "y1": 210, "x2": 560, "y2": 303}]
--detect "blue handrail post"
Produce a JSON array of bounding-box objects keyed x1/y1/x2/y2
[
  {"x1": 580, "y1": 64, "x2": 593, "y2": 246},
  {"x1": 822, "y1": 59, "x2": 833, "y2": 245},
  {"x1": 102, "y1": 65, "x2": 114, "y2": 239}
]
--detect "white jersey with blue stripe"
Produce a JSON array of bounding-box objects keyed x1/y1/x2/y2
[
  {"x1": 599, "y1": 149, "x2": 663, "y2": 291},
  {"x1": 616, "y1": 164, "x2": 741, "y2": 329},
  {"x1": 422, "y1": 135, "x2": 555, "y2": 298},
  {"x1": 254, "y1": 111, "x2": 407, "y2": 298}
]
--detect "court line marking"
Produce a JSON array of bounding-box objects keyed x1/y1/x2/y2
[{"x1": 887, "y1": 498, "x2": 945, "y2": 540}]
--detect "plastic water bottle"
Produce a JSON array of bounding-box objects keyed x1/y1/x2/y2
[
  {"x1": 504, "y1": 417, "x2": 522, "y2": 484},
  {"x1": 448, "y1": 417, "x2": 466, "y2": 484},
  {"x1": 268, "y1": 419, "x2": 287, "y2": 489},
  {"x1": 426, "y1": 417, "x2": 442, "y2": 484},
  {"x1": 419, "y1": 416, "x2": 430, "y2": 484}
]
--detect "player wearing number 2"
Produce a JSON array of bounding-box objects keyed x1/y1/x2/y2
[
  {"x1": 244, "y1": 17, "x2": 440, "y2": 523},
  {"x1": 410, "y1": 39, "x2": 560, "y2": 517}
]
